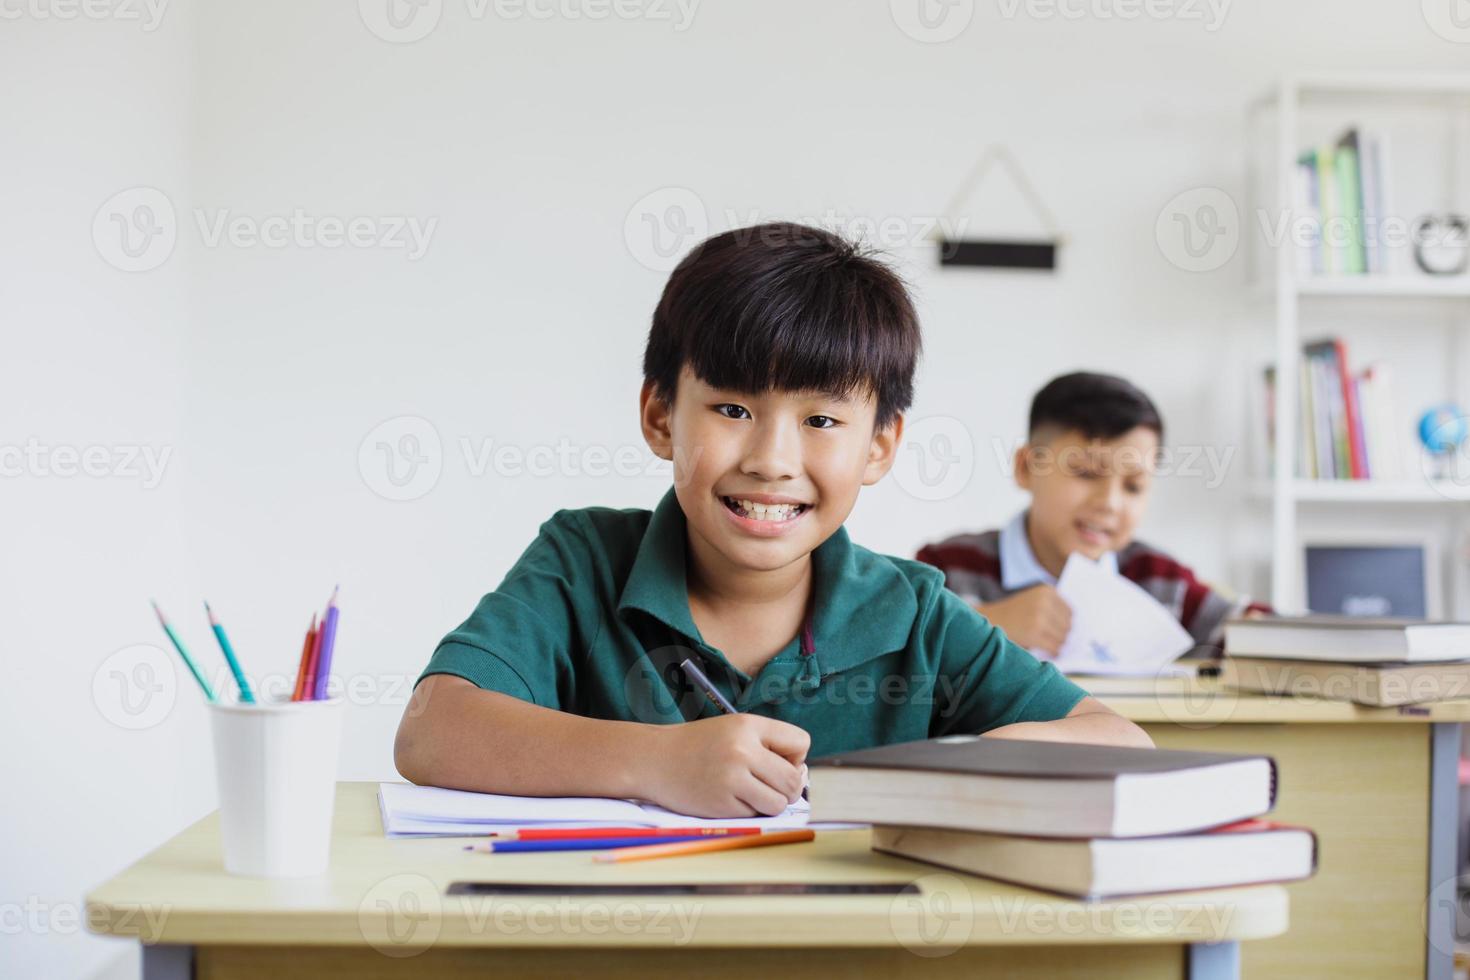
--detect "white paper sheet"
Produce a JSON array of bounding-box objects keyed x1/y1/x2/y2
[
  {"x1": 1045, "y1": 552, "x2": 1195, "y2": 677},
  {"x1": 378, "y1": 783, "x2": 859, "y2": 838}
]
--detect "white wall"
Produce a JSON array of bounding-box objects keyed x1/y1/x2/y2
[{"x1": 6, "y1": 2, "x2": 1470, "y2": 976}]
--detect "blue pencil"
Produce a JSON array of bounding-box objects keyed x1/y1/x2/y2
[
  {"x1": 150, "y1": 600, "x2": 216, "y2": 702},
  {"x1": 470, "y1": 835, "x2": 708, "y2": 854},
  {"x1": 204, "y1": 601, "x2": 254, "y2": 703},
  {"x1": 312, "y1": 586, "x2": 340, "y2": 700}
]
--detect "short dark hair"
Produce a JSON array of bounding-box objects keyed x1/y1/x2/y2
[
  {"x1": 642, "y1": 222, "x2": 921, "y2": 430},
  {"x1": 1028, "y1": 372, "x2": 1164, "y2": 443}
]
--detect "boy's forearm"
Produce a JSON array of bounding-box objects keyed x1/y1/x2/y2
[
  {"x1": 983, "y1": 698, "x2": 1154, "y2": 749},
  {"x1": 394, "y1": 674, "x2": 666, "y2": 798}
]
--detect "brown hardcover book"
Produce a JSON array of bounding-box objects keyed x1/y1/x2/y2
[
  {"x1": 1225, "y1": 615, "x2": 1470, "y2": 663},
  {"x1": 809, "y1": 736, "x2": 1276, "y2": 838},
  {"x1": 1222, "y1": 655, "x2": 1470, "y2": 706},
  {"x1": 872, "y1": 819, "x2": 1318, "y2": 900}
]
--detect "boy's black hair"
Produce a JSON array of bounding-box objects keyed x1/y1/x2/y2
[
  {"x1": 642, "y1": 222, "x2": 920, "y2": 430},
  {"x1": 1028, "y1": 372, "x2": 1165, "y2": 443}
]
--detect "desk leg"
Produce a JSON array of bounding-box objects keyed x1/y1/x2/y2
[
  {"x1": 1428, "y1": 722, "x2": 1461, "y2": 980},
  {"x1": 142, "y1": 943, "x2": 194, "y2": 980},
  {"x1": 1186, "y1": 940, "x2": 1239, "y2": 980}
]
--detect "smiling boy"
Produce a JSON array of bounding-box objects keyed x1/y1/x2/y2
[
  {"x1": 917, "y1": 372, "x2": 1268, "y2": 657},
  {"x1": 395, "y1": 225, "x2": 1150, "y2": 819}
]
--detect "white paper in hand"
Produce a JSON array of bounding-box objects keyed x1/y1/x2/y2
[{"x1": 1048, "y1": 553, "x2": 1194, "y2": 676}]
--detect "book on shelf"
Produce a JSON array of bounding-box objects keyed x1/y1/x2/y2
[
  {"x1": 1262, "y1": 337, "x2": 1401, "y2": 482},
  {"x1": 808, "y1": 736, "x2": 1276, "y2": 838},
  {"x1": 1224, "y1": 615, "x2": 1470, "y2": 664},
  {"x1": 1294, "y1": 126, "x2": 1395, "y2": 278},
  {"x1": 1221, "y1": 654, "x2": 1470, "y2": 706},
  {"x1": 872, "y1": 819, "x2": 1317, "y2": 900}
]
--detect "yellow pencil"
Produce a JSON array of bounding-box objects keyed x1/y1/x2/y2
[{"x1": 593, "y1": 829, "x2": 815, "y2": 863}]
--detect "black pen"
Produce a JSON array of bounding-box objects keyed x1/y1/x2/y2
[
  {"x1": 678, "y1": 657, "x2": 808, "y2": 801},
  {"x1": 679, "y1": 657, "x2": 738, "y2": 715}
]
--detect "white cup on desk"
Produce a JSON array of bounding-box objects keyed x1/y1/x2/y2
[{"x1": 208, "y1": 697, "x2": 345, "y2": 877}]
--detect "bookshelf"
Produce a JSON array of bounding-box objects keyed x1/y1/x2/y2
[
  {"x1": 1249, "y1": 72, "x2": 1470, "y2": 611},
  {"x1": 1251, "y1": 480, "x2": 1470, "y2": 504}
]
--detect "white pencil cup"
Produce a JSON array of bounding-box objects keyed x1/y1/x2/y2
[{"x1": 208, "y1": 697, "x2": 345, "y2": 877}]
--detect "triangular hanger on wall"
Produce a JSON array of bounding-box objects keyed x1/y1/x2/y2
[{"x1": 932, "y1": 144, "x2": 1067, "y2": 271}]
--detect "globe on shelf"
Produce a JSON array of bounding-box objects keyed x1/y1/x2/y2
[{"x1": 1418, "y1": 404, "x2": 1469, "y2": 483}]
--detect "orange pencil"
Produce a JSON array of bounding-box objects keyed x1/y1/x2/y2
[
  {"x1": 291, "y1": 614, "x2": 317, "y2": 701},
  {"x1": 593, "y1": 829, "x2": 814, "y2": 863}
]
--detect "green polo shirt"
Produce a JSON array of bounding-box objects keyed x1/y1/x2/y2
[{"x1": 420, "y1": 488, "x2": 1086, "y2": 759}]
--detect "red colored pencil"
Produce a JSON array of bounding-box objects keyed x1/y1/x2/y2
[
  {"x1": 513, "y1": 827, "x2": 760, "y2": 841},
  {"x1": 291, "y1": 614, "x2": 317, "y2": 702},
  {"x1": 300, "y1": 615, "x2": 324, "y2": 701}
]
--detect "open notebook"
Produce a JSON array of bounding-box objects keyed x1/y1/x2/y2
[{"x1": 379, "y1": 783, "x2": 858, "y2": 838}]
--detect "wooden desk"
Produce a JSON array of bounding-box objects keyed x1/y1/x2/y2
[
  {"x1": 1091, "y1": 672, "x2": 1468, "y2": 980},
  {"x1": 88, "y1": 782, "x2": 1286, "y2": 980}
]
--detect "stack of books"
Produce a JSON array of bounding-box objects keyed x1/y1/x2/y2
[
  {"x1": 1263, "y1": 337, "x2": 1400, "y2": 481},
  {"x1": 1294, "y1": 126, "x2": 1393, "y2": 278},
  {"x1": 809, "y1": 737, "x2": 1316, "y2": 900},
  {"x1": 1223, "y1": 616, "x2": 1470, "y2": 707}
]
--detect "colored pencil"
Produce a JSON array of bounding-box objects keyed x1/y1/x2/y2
[
  {"x1": 594, "y1": 829, "x2": 815, "y2": 864},
  {"x1": 291, "y1": 614, "x2": 316, "y2": 702},
  {"x1": 204, "y1": 601, "x2": 254, "y2": 703},
  {"x1": 312, "y1": 586, "x2": 340, "y2": 700},
  {"x1": 472, "y1": 835, "x2": 717, "y2": 854},
  {"x1": 512, "y1": 827, "x2": 760, "y2": 841},
  {"x1": 150, "y1": 600, "x2": 217, "y2": 702},
  {"x1": 301, "y1": 611, "x2": 324, "y2": 700}
]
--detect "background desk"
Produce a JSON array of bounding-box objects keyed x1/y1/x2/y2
[
  {"x1": 1091, "y1": 672, "x2": 1468, "y2": 980},
  {"x1": 87, "y1": 782, "x2": 1286, "y2": 980}
]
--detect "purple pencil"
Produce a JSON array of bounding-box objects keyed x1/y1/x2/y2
[{"x1": 312, "y1": 586, "x2": 340, "y2": 700}]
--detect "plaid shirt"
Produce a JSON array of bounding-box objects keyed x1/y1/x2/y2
[{"x1": 915, "y1": 516, "x2": 1268, "y2": 651}]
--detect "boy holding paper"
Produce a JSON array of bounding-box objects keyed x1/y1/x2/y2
[
  {"x1": 916, "y1": 372, "x2": 1268, "y2": 658},
  {"x1": 396, "y1": 225, "x2": 1150, "y2": 820}
]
